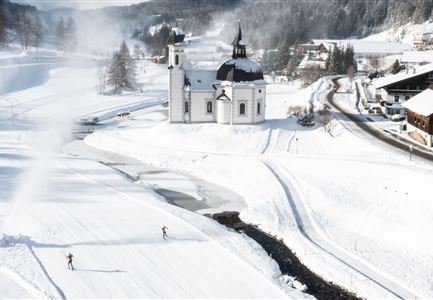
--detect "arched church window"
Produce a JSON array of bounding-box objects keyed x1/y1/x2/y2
[
  {"x1": 207, "y1": 101, "x2": 213, "y2": 113},
  {"x1": 240, "y1": 103, "x2": 246, "y2": 115},
  {"x1": 257, "y1": 102, "x2": 261, "y2": 115},
  {"x1": 185, "y1": 101, "x2": 189, "y2": 113},
  {"x1": 175, "y1": 55, "x2": 179, "y2": 65}
]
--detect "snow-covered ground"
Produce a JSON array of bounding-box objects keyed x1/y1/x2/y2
[
  {"x1": 365, "y1": 20, "x2": 433, "y2": 43},
  {"x1": 0, "y1": 45, "x2": 309, "y2": 298},
  {"x1": 85, "y1": 75, "x2": 433, "y2": 299},
  {"x1": 4, "y1": 22, "x2": 433, "y2": 299}
]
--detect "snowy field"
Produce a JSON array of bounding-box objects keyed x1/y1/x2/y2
[
  {"x1": 3, "y1": 23, "x2": 433, "y2": 299},
  {"x1": 0, "y1": 45, "x2": 308, "y2": 298},
  {"x1": 85, "y1": 76, "x2": 433, "y2": 299}
]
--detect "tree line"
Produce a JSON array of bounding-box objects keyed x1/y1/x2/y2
[
  {"x1": 0, "y1": 1, "x2": 78, "y2": 52},
  {"x1": 230, "y1": 0, "x2": 433, "y2": 50}
]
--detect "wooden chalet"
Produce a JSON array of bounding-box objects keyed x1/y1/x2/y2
[{"x1": 402, "y1": 89, "x2": 433, "y2": 146}]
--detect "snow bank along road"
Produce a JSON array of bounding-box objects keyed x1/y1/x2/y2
[
  {"x1": 85, "y1": 78, "x2": 426, "y2": 299},
  {"x1": 328, "y1": 79, "x2": 433, "y2": 165}
]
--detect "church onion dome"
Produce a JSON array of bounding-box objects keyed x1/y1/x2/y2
[
  {"x1": 216, "y1": 22, "x2": 264, "y2": 82},
  {"x1": 168, "y1": 27, "x2": 185, "y2": 44}
]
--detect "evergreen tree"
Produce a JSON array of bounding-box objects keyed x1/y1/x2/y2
[
  {"x1": 107, "y1": 52, "x2": 125, "y2": 94},
  {"x1": 55, "y1": 18, "x2": 66, "y2": 50},
  {"x1": 31, "y1": 16, "x2": 44, "y2": 50},
  {"x1": 119, "y1": 40, "x2": 136, "y2": 88},
  {"x1": 343, "y1": 43, "x2": 357, "y2": 73},
  {"x1": 15, "y1": 12, "x2": 32, "y2": 50},
  {"x1": 391, "y1": 59, "x2": 402, "y2": 74},
  {"x1": 261, "y1": 48, "x2": 269, "y2": 72},
  {"x1": 325, "y1": 47, "x2": 332, "y2": 71},
  {"x1": 107, "y1": 41, "x2": 137, "y2": 93},
  {"x1": 276, "y1": 42, "x2": 291, "y2": 71},
  {"x1": 286, "y1": 42, "x2": 302, "y2": 77},
  {"x1": 0, "y1": 11, "x2": 6, "y2": 47},
  {"x1": 65, "y1": 17, "x2": 78, "y2": 52}
]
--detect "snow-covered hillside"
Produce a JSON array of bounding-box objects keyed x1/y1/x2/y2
[
  {"x1": 365, "y1": 20, "x2": 433, "y2": 43},
  {"x1": 5, "y1": 16, "x2": 433, "y2": 299},
  {"x1": 0, "y1": 44, "x2": 311, "y2": 298},
  {"x1": 85, "y1": 75, "x2": 433, "y2": 299}
]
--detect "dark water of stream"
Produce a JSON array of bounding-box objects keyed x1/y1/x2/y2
[{"x1": 210, "y1": 212, "x2": 362, "y2": 300}]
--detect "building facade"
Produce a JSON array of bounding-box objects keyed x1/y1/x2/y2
[
  {"x1": 373, "y1": 64, "x2": 433, "y2": 118},
  {"x1": 168, "y1": 24, "x2": 266, "y2": 125}
]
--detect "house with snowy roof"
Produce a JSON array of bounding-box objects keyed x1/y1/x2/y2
[
  {"x1": 167, "y1": 23, "x2": 266, "y2": 124},
  {"x1": 372, "y1": 63, "x2": 433, "y2": 118},
  {"x1": 402, "y1": 89, "x2": 433, "y2": 146},
  {"x1": 401, "y1": 50, "x2": 433, "y2": 66},
  {"x1": 311, "y1": 39, "x2": 412, "y2": 59}
]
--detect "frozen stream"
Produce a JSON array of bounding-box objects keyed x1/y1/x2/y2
[{"x1": 62, "y1": 140, "x2": 245, "y2": 214}]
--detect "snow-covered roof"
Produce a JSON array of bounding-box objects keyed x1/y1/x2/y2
[
  {"x1": 221, "y1": 58, "x2": 261, "y2": 73},
  {"x1": 402, "y1": 89, "x2": 433, "y2": 116},
  {"x1": 217, "y1": 80, "x2": 266, "y2": 87},
  {"x1": 172, "y1": 27, "x2": 185, "y2": 36},
  {"x1": 401, "y1": 51, "x2": 433, "y2": 64},
  {"x1": 184, "y1": 69, "x2": 217, "y2": 91},
  {"x1": 312, "y1": 39, "x2": 412, "y2": 54},
  {"x1": 372, "y1": 63, "x2": 433, "y2": 89},
  {"x1": 298, "y1": 55, "x2": 325, "y2": 69},
  {"x1": 148, "y1": 23, "x2": 166, "y2": 36}
]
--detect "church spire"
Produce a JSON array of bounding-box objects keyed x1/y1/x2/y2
[{"x1": 231, "y1": 21, "x2": 246, "y2": 59}]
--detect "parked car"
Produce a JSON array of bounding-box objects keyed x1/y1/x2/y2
[
  {"x1": 117, "y1": 111, "x2": 130, "y2": 118},
  {"x1": 391, "y1": 114, "x2": 406, "y2": 122},
  {"x1": 77, "y1": 116, "x2": 99, "y2": 125}
]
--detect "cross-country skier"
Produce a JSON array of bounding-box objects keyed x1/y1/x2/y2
[
  {"x1": 66, "y1": 253, "x2": 74, "y2": 270},
  {"x1": 162, "y1": 226, "x2": 168, "y2": 240}
]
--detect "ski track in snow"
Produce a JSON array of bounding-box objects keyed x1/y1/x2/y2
[
  {"x1": 261, "y1": 157, "x2": 418, "y2": 300},
  {"x1": 83, "y1": 78, "x2": 422, "y2": 299},
  {"x1": 1, "y1": 38, "x2": 428, "y2": 299}
]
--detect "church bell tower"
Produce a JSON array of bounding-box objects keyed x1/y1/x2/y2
[{"x1": 168, "y1": 28, "x2": 186, "y2": 123}]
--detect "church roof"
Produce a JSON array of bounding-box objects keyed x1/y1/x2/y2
[
  {"x1": 216, "y1": 58, "x2": 264, "y2": 82},
  {"x1": 232, "y1": 21, "x2": 245, "y2": 47},
  {"x1": 184, "y1": 69, "x2": 217, "y2": 91},
  {"x1": 217, "y1": 22, "x2": 263, "y2": 82}
]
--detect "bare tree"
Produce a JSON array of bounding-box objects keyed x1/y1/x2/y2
[
  {"x1": 366, "y1": 55, "x2": 383, "y2": 71},
  {"x1": 299, "y1": 64, "x2": 324, "y2": 87},
  {"x1": 97, "y1": 63, "x2": 108, "y2": 94}
]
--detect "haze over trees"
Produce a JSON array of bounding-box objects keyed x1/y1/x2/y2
[
  {"x1": 15, "y1": 12, "x2": 44, "y2": 50},
  {"x1": 55, "y1": 17, "x2": 78, "y2": 52}
]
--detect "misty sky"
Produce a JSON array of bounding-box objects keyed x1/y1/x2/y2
[{"x1": 10, "y1": 0, "x2": 146, "y2": 10}]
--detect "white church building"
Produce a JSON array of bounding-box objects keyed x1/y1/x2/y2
[{"x1": 168, "y1": 23, "x2": 266, "y2": 124}]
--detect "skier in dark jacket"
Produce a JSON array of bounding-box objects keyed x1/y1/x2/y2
[
  {"x1": 67, "y1": 253, "x2": 74, "y2": 270},
  {"x1": 162, "y1": 226, "x2": 168, "y2": 240}
]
